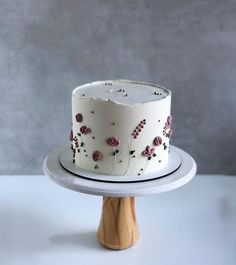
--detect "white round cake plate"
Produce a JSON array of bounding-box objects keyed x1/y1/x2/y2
[
  {"x1": 59, "y1": 146, "x2": 181, "y2": 183},
  {"x1": 43, "y1": 145, "x2": 196, "y2": 197}
]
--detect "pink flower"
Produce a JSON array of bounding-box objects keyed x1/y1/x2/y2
[
  {"x1": 106, "y1": 137, "x2": 120, "y2": 146},
  {"x1": 142, "y1": 145, "x2": 155, "y2": 157},
  {"x1": 163, "y1": 115, "x2": 173, "y2": 138},
  {"x1": 164, "y1": 115, "x2": 172, "y2": 129},
  {"x1": 70, "y1": 130, "x2": 73, "y2": 141},
  {"x1": 92, "y1": 151, "x2": 103, "y2": 161},
  {"x1": 80, "y1": 125, "x2": 91, "y2": 134},
  {"x1": 75, "y1": 113, "x2": 83, "y2": 122},
  {"x1": 153, "y1": 136, "x2": 162, "y2": 146}
]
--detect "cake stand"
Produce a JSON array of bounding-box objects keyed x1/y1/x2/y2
[{"x1": 43, "y1": 146, "x2": 196, "y2": 250}]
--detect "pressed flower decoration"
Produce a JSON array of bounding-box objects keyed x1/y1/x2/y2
[
  {"x1": 123, "y1": 118, "x2": 147, "y2": 175},
  {"x1": 71, "y1": 112, "x2": 173, "y2": 175},
  {"x1": 70, "y1": 128, "x2": 77, "y2": 163},
  {"x1": 138, "y1": 135, "x2": 163, "y2": 175},
  {"x1": 92, "y1": 151, "x2": 103, "y2": 161},
  {"x1": 76, "y1": 125, "x2": 92, "y2": 149},
  {"x1": 142, "y1": 145, "x2": 156, "y2": 160},
  {"x1": 92, "y1": 150, "x2": 103, "y2": 169},
  {"x1": 131, "y1": 119, "x2": 146, "y2": 139},
  {"x1": 106, "y1": 137, "x2": 120, "y2": 173},
  {"x1": 153, "y1": 136, "x2": 162, "y2": 146},
  {"x1": 140, "y1": 145, "x2": 157, "y2": 175},
  {"x1": 163, "y1": 115, "x2": 173, "y2": 138},
  {"x1": 106, "y1": 137, "x2": 120, "y2": 146},
  {"x1": 75, "y1": 113, "x2": 83, "y2": 122},
  {"x1": 71, "y1": 113, "x2": 93, "y2": 165},
  {"x1": 80, "y1": 125, "x2": 91, "y2": 135}
]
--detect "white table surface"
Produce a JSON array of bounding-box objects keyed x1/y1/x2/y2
[{"x1": 0, "y1": 175, "x2": 235, "y2": 265}]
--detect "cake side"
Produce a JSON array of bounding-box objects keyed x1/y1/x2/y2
[{"x1": 70, "y1": 80, "x2": 172, "y2": 176}]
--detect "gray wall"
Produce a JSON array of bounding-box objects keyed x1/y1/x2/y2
[{"x1": 1, "y1": 0, "x2": 236, "y2": 175}]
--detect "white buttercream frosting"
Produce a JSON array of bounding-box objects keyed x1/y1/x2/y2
[
  {"x1": 71, "y1": 80, "x2": 172, "y2": 176},
  {"x1": 73, "y1": 80, "x2": 170, "y2": 105}
]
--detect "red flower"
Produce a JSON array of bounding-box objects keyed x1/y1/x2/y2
[
  {"x1": 153, "y1": 136, "x2": 162, "y2": 146},
  {"x1": 106, "y1": 137, "x2": 120, "y2": 146},
  {"x1": 142, "y1": 145, "x2": 155, "y2": 157},
  {"x1": 92, "y1": 151, "x2": 103, "y2": 161},
  {"x1": 80, "y1": 125, "x2": 91, "y2": 134},
  {"x1": 70, "y1": 130, "x2": 73, "y2": 141},
  {"x1": 75, "y1": 113, "x2": 83, "y2": 122}
]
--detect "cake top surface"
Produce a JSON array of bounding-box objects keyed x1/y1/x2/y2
[{"x1": 73, "y1": 80, "x2": 171, "y2": 105}]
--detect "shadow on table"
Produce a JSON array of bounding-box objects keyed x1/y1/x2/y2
[
  {"x1": 0, "y1": 206, "x2": 105, "y2": 265},
  {"x1": 50, "y1": 231, "x2": 104, "y2": 250}
]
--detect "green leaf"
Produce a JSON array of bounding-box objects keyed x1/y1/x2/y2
[
  {"x1": 77, "y1": 133, "x2": 81, "y2": 136},
  {"x1": 80, "y1": 142, "x2": 84, "y2": 147},
  {"x1": 153, "y1": 153, "x2": 157, "y2": 157},
  {"x1": 130, "y1": 150, "x2": 135, "y2": 155},
  {"x1": 115, "y1": 149, "x2": 119, "y2": 153},
  {"x1": 112, "y1": 151, "x2": 116, "y2": 156}
]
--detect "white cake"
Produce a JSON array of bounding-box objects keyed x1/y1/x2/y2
[{"x1": 70, "y1": 80, "x2": 172, "y2": 176}]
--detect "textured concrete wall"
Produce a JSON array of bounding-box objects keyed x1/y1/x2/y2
[{"x1": 0, "y1": 0, "x2": 236, "y2": 174}]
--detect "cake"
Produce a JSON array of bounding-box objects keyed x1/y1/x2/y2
[{"x1": 70, "y1": 80, "x2": 172, "y2": 176}]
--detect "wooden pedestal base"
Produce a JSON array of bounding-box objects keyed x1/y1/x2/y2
[{"x1": 97, "y1": 197, "x2": 139, "y2": 250}]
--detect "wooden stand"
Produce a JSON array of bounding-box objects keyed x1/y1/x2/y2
[{"x1": 97, "y1": 197, "x2": 139, "y2": 250}]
